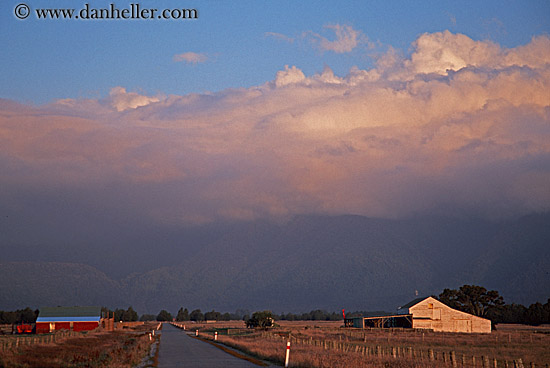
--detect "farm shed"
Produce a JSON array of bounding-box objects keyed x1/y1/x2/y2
[
  {"x1": 345, "y1": 297, "x2": 491, "y2": 333},
  {"x1": 36, "y1": 306, "x2": 103, "y2": 333}
]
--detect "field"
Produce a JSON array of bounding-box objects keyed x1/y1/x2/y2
[
  {"x1": 0, "y1": 322, "x2": 159, "y2": 368},
  {"x1": 181, "y1": 321, "x2": 550, "y2": 368}
]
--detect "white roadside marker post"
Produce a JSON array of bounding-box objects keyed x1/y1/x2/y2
[
  {"x1": 215, "y1": 331, "x2": 218, "y2": 341},
  {"x1": 285, "y1": 341, "x2": 291, "y2": 367},
  {"x1": 195, "y1": 329, "x2": 199, "y2": 336}
]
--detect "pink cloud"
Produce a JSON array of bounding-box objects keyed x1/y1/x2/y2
[
  {"x1": 173, "y1": 52, "x2": 208, "y2": 64},
  {"x1": 1, "y1": 32, "x2": 549, "y2": 224}
]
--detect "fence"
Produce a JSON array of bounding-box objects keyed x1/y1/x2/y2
[
  {"x1": 0, "y1": 330, "x2": 83, "y2": 351},
  {"x1": 262, "y1": 331, "x2": 545, "y2": 368}
]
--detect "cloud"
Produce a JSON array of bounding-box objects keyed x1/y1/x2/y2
[
  {"x1": 173, "y1": 52, "x2": 208, "y2": 64},
  {"x1": 1, "y1": 31, "x2": 549, "y2": 226},
  {"x1": 306, "y1": 24, "x2": 368, "y2": 53},
  {"x1": 274, "y1": 65, "x2": 306, "y2": 87},
  {"x1": 107, "y1": 87, "x2": 162, "y2": 112},
  {"x1": 265, "y1": 32, "x2": 294, "y2": 43},
  {"x1": 399, "y1": 31, "x2": 550, "y2": 79}
]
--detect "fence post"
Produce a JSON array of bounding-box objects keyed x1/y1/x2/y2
[
  {"x1": 451, "y1": 351, "x2": 457, "y2": 368},
  {"x1": 285, "y1": 341, "x2": 290, "y2": 368}
]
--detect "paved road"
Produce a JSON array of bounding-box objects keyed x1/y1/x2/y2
[{"x1": 157, "y1": 323, "x2": 265, "y2": 368}]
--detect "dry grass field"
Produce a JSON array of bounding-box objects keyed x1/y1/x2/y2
[
  {"x1": 0, "y1": 322, "x2": 159, "y2": 368},
  {"x1": 181, "y1": 321, "x2": 550, "y2": 368}
]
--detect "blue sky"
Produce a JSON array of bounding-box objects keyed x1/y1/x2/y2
[{"x1": 1, "y1": 0, "x2": 549, "y2": 104}]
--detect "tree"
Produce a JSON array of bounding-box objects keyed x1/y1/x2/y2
[
  {"x1": 176, "y1": 307, "x2": 189, "y2": 321},
  {"x1": 114, "y1": 308, "x2": 125, "y2": 322},
  {"x1": 525, "y1": 302, "x2": 548, "y2": 325},
  {"x1": 17, "y1": 308, "x2": 38, "y2": 323},
  {"x1": 487, "y1": 303, "x2": 527, "y2": 324},
  {"x1": 246, "y1": 311, "x2": 274, "y2": 328},
  {"x1": 156, "y1": 310, "x2": 173, "y2": 322},
  {"x1": 189, "y1": 309, "x2": 204, "y2": 322},
  {"x1": 204, "y1": 310, "x2": 221, "y2": 321},
  {"x1": 122, "y1": 306, "x2": 138, "y2": 322},
  {"x1": 439, "y1": 285, "x2": 504, "y2": 317}
]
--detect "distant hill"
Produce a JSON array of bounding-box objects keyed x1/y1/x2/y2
[
  {"x1": 1, "y1": 213, "x2": 549, "y2": 314},
  {"x1": 0, "y1": 262, "x2": 125, "y2": 310}
]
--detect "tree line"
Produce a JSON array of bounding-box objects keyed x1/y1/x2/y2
[
  {"x1": 0, "y1": 307, "x2": 38, "y2": 324},
  {"x1": 437, "y1": 284, "x2": 550, "y2": 325},
  {"x1": 144, "y1": 308, "x2": 343, "y2": 323},
  {"x1": 1, "y1": 285, "x2": 548, "y2": 326},
  {"x1": 148, "y1": 308, "x2": 251, "y2": 322}
]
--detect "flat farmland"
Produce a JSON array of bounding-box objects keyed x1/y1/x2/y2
[
  {"x1": 183, "y1": 321, "x2": 550, "y2": 368},
  {"x1": 0, "y1": 322, "x2": 159, "y2": 368}
]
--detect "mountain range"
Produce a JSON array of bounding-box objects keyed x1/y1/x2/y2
[{"x1": 1, "y1": 213, "x2": 549, "y2": 314}]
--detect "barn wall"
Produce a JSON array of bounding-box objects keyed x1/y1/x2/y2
[
  {"x1": 73, "y1": 322, "x2": 99, "y2": 332},
  {"x1": 55, "y1": 322, "x2": 71, "y2": 330},
  {"x1": 410, "y1": 297, "x2": 491, "y2": 333},
  {"x1": 35, "y1": 322, "x2": 50, "y2": 334}
]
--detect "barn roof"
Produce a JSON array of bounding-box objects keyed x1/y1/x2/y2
[
  {"x1": 398, "y1": 297, "x2": 430, "y2": 311},
  {"x1": 37, "y1": 306, "x2": 102, "y2": 322}
]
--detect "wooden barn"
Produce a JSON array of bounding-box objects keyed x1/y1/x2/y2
[
  {"x1": 36, "y1": 306, "x2": 103, "y2": 334},
  {"x1": 345, "y1": 296, "x2": 491, "y2": 333}
]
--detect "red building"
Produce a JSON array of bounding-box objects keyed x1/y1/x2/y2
[{"x1": 36, "y1": 306, "x2": 103, "y2": 333}]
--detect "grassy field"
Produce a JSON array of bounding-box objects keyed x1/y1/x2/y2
[
  {"x1": 180, "y1": 321, "x2": 550, "y2": 367},
  {"x1": 0, "y1": 322, "x2": 159, "y2": 368}
]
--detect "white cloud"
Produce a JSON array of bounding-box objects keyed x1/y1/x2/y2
[
  {"x1": 107, "y1": 87, "x2": 161, "y2": 112},
  {"x1": 274, "y1": 65, "x2": 306, "y2": 87},
  {"x1": 173, "y1": 52, "x2": 208, "y2": 64}
]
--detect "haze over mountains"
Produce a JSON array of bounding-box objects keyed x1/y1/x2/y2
[
  {"x1": 1, "y1": 30, "x2": 549, "y2": 315},
  {"x1": 2, "y1": 212, "x2": 548, "y2": 314}
]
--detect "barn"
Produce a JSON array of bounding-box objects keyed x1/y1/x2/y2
[
  {"x1": 36, "y1": 306, "x2": 103, "y2": 333},
  {"x1": 345, "y1": 296, "x2": 491, "y2": 333}
]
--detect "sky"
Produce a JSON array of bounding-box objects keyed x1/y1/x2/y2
[{"x1": 1, "y1": 0, "x2": 550, "y2": 229}]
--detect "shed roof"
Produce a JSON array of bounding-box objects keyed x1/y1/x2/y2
[{"x1": 37, "y1": 306, "x2": 102, "y2": 322}]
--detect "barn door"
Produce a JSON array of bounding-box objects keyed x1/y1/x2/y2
[{"x1": 454, "y1": 320, "x2": 471, "y2": 332}]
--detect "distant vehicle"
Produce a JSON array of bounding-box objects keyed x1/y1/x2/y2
[{"x1": 16, "y1": 324, "x2": 34, "y2": 334}]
